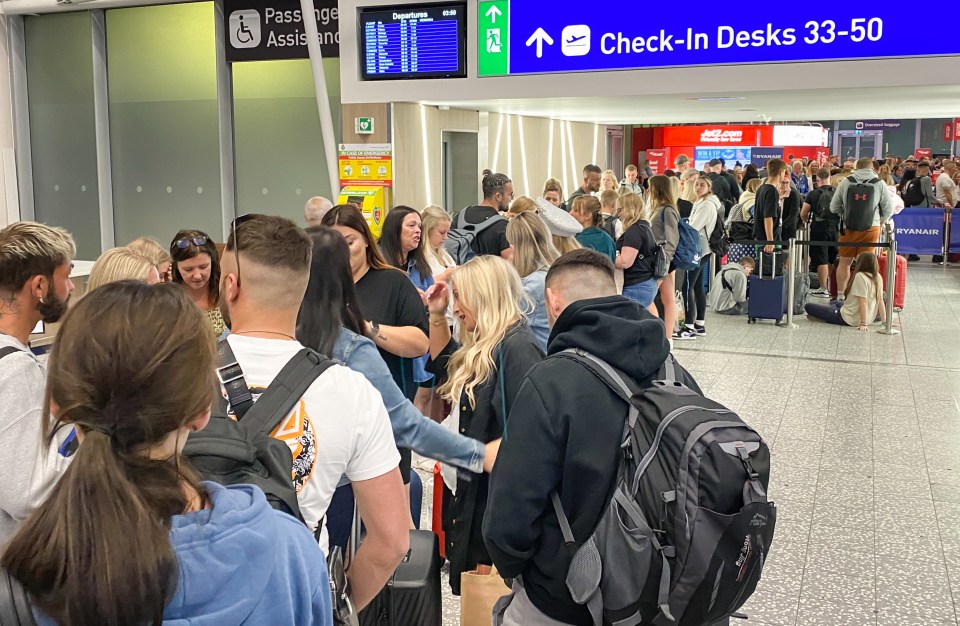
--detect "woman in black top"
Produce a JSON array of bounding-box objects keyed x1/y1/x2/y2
[
  {"x1": 322, "y1": 204, "x2": 429, "y2": 488},
  {"x1": 424, "y1": 255, "x2": 543, "y2": 595},
  {"x1": 615, "y1": 191, "x2": 659, "y2": 307}
]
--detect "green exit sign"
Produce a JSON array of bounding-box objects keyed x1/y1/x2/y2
[
  {"x1": 478, "y1": 1, "x2": 509, "y2": 77},
  {"x1": 356, "y1": 117, "x2": 374, "y2": 135}
]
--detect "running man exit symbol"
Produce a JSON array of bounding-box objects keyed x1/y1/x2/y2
[
  {"x1": 228, "y1": 10, "x2": 261, "y2": 49},
  {"x1": 487, "y1": 29, "x2": 502, "y2": 53}
]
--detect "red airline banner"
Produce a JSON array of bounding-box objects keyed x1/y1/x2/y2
[
  {"x1": 916, "y1": 148, "x2": 932, "y2": 160},
  {"x1": 945, "y1": 122, "x2": 953, "y2": 143},
  {"x1": 646, "y1": 149, "x2": 666, "y2": 176},
  {"x1": 662, "y1": 125, "x2": 774, "y2": 147},
  {"x1": 954, "y1": 119, "x2": 960, "y2": 141}
]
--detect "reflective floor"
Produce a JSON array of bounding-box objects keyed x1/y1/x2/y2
[{"x1": 419, "y1": 262, "x2": 960, "y2": 625}]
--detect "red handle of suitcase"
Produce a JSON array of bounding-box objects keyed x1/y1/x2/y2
[{"x1": 432, "y1": 462, "x2": 446, "y2": 559}]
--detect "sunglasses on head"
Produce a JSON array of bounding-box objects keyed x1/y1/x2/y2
[
  {"x1": 175, "y1": 235, "x2": 208, "y2": 249},
  {"x1": 230, "y1": 214, "x2": 256, "y2": 287}
]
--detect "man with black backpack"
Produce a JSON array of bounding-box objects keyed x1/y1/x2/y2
[
  {"x1": 447, "y1": 170, "x2": 513, "y2": 263},
  {"x1": 485, "y1": 250, "x2": 720, "y2": 625},
  {"x1": 211, "y1": 214, "x2": 409, "y2": 610},
  {"x1": 903, "y1": 162, "x2": 936, "y2": 208},
  {"x1": 830, "y1": 157, "x2": 892, "y2": 298},
  {"x1": 801, "y1": 168, "x2": 838, "y2": 297}
]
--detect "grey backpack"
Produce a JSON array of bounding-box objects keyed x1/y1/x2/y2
[
  {"x1": 552, "y1": 350, "x2": 776, "y2": 626},
  {"x1": 443, "y1": 209, "x2": 505, "y2": 265}
]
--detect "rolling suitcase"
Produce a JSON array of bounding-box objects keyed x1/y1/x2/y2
[
  {"x1": 877, "y1": 253, "x2": 907, "y2": 310},
  {"x1": 358, "y1": 530, "x2": 442, "y2": 626},
  {"x1": 748, "y1": 250, "x2": 788, "y2": 324}
]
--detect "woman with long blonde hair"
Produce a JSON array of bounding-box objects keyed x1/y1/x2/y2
[
  {"x1": 804, "y1": 250, "x2": 886, "y2": 329},
  {"x1": 127, "y1": 236, "x2": 172, "y2": 282},
  {"x1": 647, "y1": 175, "x2": 691, "y2": 342},
  {"x1": 679, "y1": 168, "x2": 700, "y2": 211},
  {"x1": 614, "y1": 193, "x2": 660, "y2": 307},
  {"x1": 506, "y1": 195, "x2": 538, "y2": 218},
  {"x1": 87, "y1": 247, "x2": 161, "y2": 291},
  {"x1": 420, "y1": 205, "x2": 456, "y2": 284},
  {"x1": 424, "y1": 256, "x2": 543, "y2": 596},
  {"x1": 600, "y1": 169, "x2": 619, "y2": 192},
  {"x1": 506, "y1": 211, "x2": 559, "y2": 351},
  {"x1": 417, "y1": 205, "x2": 457, "y2": 420}
]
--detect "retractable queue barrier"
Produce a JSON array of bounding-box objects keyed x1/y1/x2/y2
[{"x1": 731, "y1": 234, "x2": 897, "y2": 334}]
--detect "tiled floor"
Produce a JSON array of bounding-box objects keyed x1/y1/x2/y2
[{"x1": 420, "y1": 262, "x2": 960, "y2": 625}]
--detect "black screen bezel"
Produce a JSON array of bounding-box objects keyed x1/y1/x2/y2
[{"x1": 358, "y1": 2, "x2": 468, "y2": 81}]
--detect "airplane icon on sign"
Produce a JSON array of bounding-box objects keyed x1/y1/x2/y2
[{"x1": 561, "y1": 25, "x2": 590, "y2": 56}]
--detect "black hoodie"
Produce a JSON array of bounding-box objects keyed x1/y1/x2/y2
[{"x1": 483, "y1": 296, "x2": 700, "y2": 625}]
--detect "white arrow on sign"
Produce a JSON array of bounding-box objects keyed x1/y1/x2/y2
[
  {"x1": 485, "y1": 5, "x2": 502, "y2": 23},
  {"x1": 525, "y1": 27, "x2": 554, "y2": 59}
]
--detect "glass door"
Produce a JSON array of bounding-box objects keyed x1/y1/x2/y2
[
  {"x1": 837, "y1": 131, "x2": 884, "y2": 161},
  {"x1": 840, "y1": 135, "x2": 858, "y2": 162}
]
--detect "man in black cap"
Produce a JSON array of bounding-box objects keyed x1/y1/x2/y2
[
  {"x1": 704, "y1": 158, "x2": 736, "y2": 215},
  {"x1": 718, "y1": 157, "x2": 741, "y2": 203}
]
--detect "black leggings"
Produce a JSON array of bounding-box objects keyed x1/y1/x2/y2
[{"x1": 685, "y1": 256, "x2": 710, "y2": 324}]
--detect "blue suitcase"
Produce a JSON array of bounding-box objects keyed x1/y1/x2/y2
[
  {"x1": 748, "y1": 250, "x2": 788, "y2": 324},
  {"x1": 747, "y1": 275, "x2": 786, "y2": 323}
]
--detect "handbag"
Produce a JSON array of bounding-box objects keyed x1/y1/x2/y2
[
  {"x1": 328, "y1": 545, "x2": 358, "y2": 626},
  {"x1": 638, "y1": 221, "x2": 669, "y2": 279},
  {"x1": 460, "y1": 566, "x2": 511, "y2": 626},
  {"x1": 324, "y1": 503, "x2": 360, "y2": 626}
]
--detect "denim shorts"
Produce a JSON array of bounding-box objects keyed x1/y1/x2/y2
[{"x1": 622, "y1": 279, "x2": 658, "y2": 307}]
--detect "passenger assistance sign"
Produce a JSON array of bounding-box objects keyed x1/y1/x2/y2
[
  {"x1": 477, "y1": 2, "x2": 960, "y2": 76},
  {"x1": 225, "y1": 0, "x2": 339, "y2": 62}
]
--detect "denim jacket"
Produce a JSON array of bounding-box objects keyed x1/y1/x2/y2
[
  {"x1": 332, "y1": 327, "x2": 483, "y2": 473},
  {"x1": 521, "y1": 269, "x2": 550, "y2": 353}
]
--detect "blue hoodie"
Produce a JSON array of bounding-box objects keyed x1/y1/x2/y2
[{"x1": 37, "y1": 482, "x2": 332, "y2": 625}]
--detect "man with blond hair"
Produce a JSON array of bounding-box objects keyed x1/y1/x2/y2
[{"x1": 0, "y1": 221, "x2": 77, "y2": 542}]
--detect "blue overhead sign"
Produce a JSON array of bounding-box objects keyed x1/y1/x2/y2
[{"x1": 479, "y1": 2, "x2": 960, "y2": 76}]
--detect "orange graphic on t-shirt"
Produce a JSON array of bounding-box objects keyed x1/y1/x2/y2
[{"x1": 269, "y1": 399, "x2": 318, "y2": 493}]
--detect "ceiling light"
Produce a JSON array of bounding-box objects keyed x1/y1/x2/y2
[{"x1": 685, "y1": 97, "x2": 745, "y2": 102}]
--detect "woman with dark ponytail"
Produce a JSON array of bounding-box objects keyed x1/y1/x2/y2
[{"x1": 1, "y1": 281, "x2": 332, "y2": 626}]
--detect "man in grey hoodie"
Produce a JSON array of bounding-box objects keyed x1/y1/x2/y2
[
  {"x1": 0, "y1": 221, "x2": 77, "y2": 543},
  {"x1": 830, "y1": 157, "x2": 893, "y2": 298}
]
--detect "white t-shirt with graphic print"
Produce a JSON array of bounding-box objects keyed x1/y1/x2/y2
[{"x1": 224, "y1": 334, "x2": 400, "y2": 554}]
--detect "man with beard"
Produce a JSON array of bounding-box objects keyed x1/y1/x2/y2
[{"x1": 0, "y1": 221, "x2": 76, "y2": 542}]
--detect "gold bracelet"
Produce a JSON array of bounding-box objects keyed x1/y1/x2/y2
[{"x1": 429, "y1": 316, "x2": 447, "y2": 326}]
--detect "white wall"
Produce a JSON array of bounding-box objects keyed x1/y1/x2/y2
[{"x1": 0, "y1": 15, "x2": 18, "y2": 227}]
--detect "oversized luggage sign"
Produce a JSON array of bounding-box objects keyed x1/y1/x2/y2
[{"x1": 477, "y1": 3, "x2": 960, "y2": 76}]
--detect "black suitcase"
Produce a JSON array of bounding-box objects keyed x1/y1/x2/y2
[{"x1": 358, "y1": 530, "x2": 442, "y2": 626}]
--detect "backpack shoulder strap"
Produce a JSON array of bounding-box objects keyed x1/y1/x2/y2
[
  {"x1": 720, "y1": 270, "x2": 735, "y2": 292},
  {"x1": 240, "y1": 348, "x2": 334, "y2": 436},
  {"x1": 217, "y1": 338, "x2": 255, "y2": 419},
  {"x1": 555, "y1": 348, "x2": 636, "y2": 403},
  {"x1": 0, "y1": 346, "x2": 24, "y2": 362},
  {"x1": 0, "y1": 567, "x2": 37, "y2": 626},
  {"x1": 470, "y1": 213, "x2": 505, "y2": 236},
  {"x1": 454, "y1": 208, "x2": 470, "y2": 230}
]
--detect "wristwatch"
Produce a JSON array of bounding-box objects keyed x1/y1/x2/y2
[{"x1": 368, "y1": 321, "x2": 381, "y2": 339}]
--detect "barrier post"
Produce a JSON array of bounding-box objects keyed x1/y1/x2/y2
[
  {"x1": 944, "y1": 207, "x2": 953, "y2": 265},
  {"x1": 879, "y1": 224, "x2": 900, "y2": 336},
  {"x1": 784, "y1": 237, "x2": 799, "y2": 328}
]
